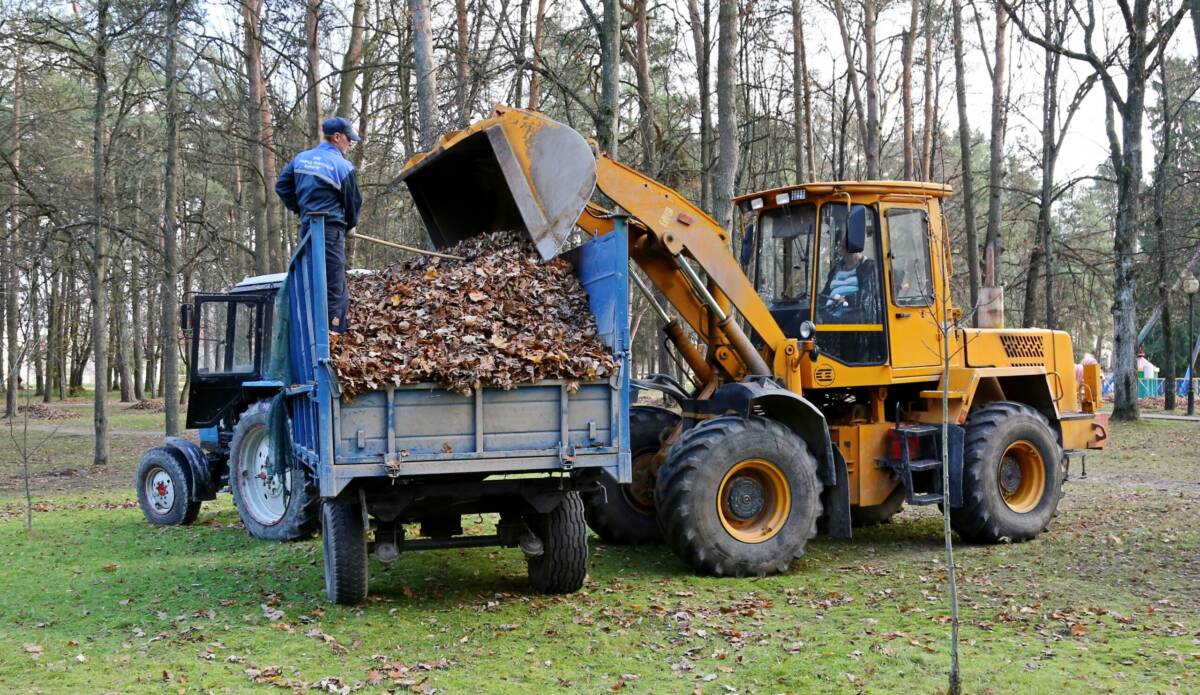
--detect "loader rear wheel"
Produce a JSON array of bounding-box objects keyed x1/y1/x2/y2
[
  {"x1": 526, "y1": 492, "x2": 589, "y2": 594},
  {"x1": 583, "y1": 406, "x2": 680, "y2": 545},
  {"x1": 655, "y1": 417, "x2": 822, "y2": 577},
  {"x1": 321, "y1": 500, "x2": 368, "y2": 605},
  {"x1": 951, "y1": 402, "x2": 1063, "y2": 543},
  {"x1": 852, "y1": 483, "x2": 906, "y2": 527},
  {"x1": 230, "y1": 401, "x2": 319, "y2": 542}
]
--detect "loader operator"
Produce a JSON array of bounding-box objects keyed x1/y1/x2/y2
[{"x1": 275, "y1": 116, "x2": 363, "y2": 336}]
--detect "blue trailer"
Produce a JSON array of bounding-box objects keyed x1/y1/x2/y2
[{"x1": 134, "y1": 215, "x2": 630, "y2": 602}]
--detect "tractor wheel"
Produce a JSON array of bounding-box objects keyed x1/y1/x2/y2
[
  {"x1": 951, "y1": 401, "x2": 1063, "y2": 543},
  {"x1": 655, "y1": 416, "x2": 822, "y2": 577},
  {"x1": 852, "y1": 483, "x2": 906, "y2": 527},
  {"x1": 321, "y1": 500, "x2": 369, "y2": 605},
  {"x1": 230, "y1": 401, "x2": 319, "y2": 542},
  {"x1": 583, "y1": 406, "x2": 679, "y2": 545},
  {"x1": 526, "y1": 492, "x2": 589, "y2": 594},
  {"x1": 136, "y1": 448, "x2": 201, "y2": 526}
]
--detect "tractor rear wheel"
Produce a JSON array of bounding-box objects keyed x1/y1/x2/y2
[
  {"x1": 951, "y1": 402, "x2": 1063, "y2": 543},
  {"x1": 655, "y1": 416, "x2": 822, "y2": 577},
  {"x1": 230, "y1": 401, "x2": 319, "y2": 542},
  {"x1": 583, "y1": 406, "x2": 679, "y2": 545}
]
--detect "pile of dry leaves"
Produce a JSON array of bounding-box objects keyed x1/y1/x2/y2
[{"x1": 331, "y1": 232, "x2": 615, "y2": 399}]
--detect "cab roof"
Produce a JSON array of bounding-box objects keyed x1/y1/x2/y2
[{"x1": 734, "y1": 180, "x2": 953, "y2": 213}]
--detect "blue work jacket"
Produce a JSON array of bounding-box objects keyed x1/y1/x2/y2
[{"x1": 275, "y1": 142, "x2": 362, "y2": 230}]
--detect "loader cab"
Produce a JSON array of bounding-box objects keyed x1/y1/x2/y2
[
  {"x1": 741, "y1": 182, "x2": 952, "y2": 380},
  {"x1": 180, "y1": 273, "x2": 283, "y2": 434}
]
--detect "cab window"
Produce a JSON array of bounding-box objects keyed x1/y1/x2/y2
[
  {"x1": 886, "y1": 208, "x2": 934, "y2": 306},
  {"x1": 196, "y1": 300, "x2": 258, "y2": 375},
  {"x1": 816, "y1": 203, "x2": 882, "y2": 325},
  {"x1": 758, "y1": 204, "x2": 816, "y2": 304}
]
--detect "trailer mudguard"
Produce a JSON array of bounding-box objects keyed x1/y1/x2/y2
[{"x1": 687, "y1": 379, "x2": 852, "y2": 539}]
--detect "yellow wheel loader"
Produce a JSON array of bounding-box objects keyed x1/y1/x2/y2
[{"x1": 394, "y1": 106, "x2": 1109, "y2": 577}]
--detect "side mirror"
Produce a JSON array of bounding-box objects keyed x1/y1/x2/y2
[
  {"x1": 846, "y1": 206, "x2": 866, "y2": 254},
  {"x1": 179, "y1": 303, "x2": 193, "y2": 333},
  {"x1": 739, "y1": 221, "x2": 755, "y2": 269}
]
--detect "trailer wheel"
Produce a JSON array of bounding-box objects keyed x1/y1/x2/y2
[
  {"x1": 655, "y1": 416, "x2": 822, "y2": 577},
  {"x1": 526, "y1": 492, "x2": 589, "y2": 594},
  {"x1": 136, "y1": 448, "x2": 201, "y2": 526},
  {"x1": 321, "y1": 500, "x2": 368, "y2": 605},
  {"x1": 852, "y1": 483, "x2": 906, "y2": 527},
  {"x1": 951, "y1": 401, "x2": 1063, "y2": 543},
  {"x1": 584, "y1": 406, "x2": 679, "y2": 545},
  {"x1": 230, "y1": 401, "x2": 319, "y2": 542}
]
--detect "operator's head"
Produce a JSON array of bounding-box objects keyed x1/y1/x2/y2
[
  {"x1": 840, "y1": 243, "x2": 862, "y2": 268},
  {"x1": 323, "y1": 116, "x2": 360, "y2": 155}
]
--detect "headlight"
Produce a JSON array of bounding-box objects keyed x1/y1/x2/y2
[{"x1": 799, "y1": 320, "x2": 815, "y2": 340}]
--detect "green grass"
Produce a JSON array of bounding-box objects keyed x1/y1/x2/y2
[{"x1": 1, "y1": 420, "x2": 1198, "y2": 693}]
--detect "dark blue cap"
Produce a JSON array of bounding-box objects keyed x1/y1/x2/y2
[{"x1": 322, "y1": 116, "x2": 360, "y2": 142}]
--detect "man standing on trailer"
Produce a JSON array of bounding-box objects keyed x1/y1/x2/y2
[{"x1": 275, "y1": 117, "x2": 363, "y2": 338}]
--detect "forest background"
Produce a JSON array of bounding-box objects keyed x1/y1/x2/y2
[{"x1": 1, "y1": 0, "x2": 1199, "y2": 465}]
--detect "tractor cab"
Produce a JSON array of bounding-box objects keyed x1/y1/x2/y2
[
  {"x1": 179, "y1": 273, "x2": 283, "y2": 442},
  {"x1": 737, "y1": 181, "x2": 951, "y2": 380}
]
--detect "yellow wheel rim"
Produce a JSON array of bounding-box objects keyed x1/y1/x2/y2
[
  {"x1": 998, "y1": 441, "x2": 1046, "y2": 513},
  {"x1": 717, "y1": 459, "x2": 791, "y2": 543}
]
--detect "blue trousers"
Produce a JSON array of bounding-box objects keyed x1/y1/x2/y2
[{"x1": 324, "y1": 223, "x2": 348, "y2": 333}]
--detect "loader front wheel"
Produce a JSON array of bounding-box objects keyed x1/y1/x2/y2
[
  {"x1": 951, "y1": 402, "x2": 1062, "y2": 543},
  {"x1": 230, "y1": 401, "x2": 319, "y2": 542},
  {"x1": 655, "y1": 417, "x2": 822, "y2": 577},
  {"x1": 526, "y1": 492, "x2": 589, "y2": 594},
  {"x1": 321, "y1": 500, "x2": 368, "y2": 605},
  {"x1": 584, "y1": 406, "x2": 680, "y2": 545}
]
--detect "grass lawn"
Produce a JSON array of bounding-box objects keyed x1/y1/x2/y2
[{"x1": 0, "y1": 413, "x2": 1197, "y2": 693}]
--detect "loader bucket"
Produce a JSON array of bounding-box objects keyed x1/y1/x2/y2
[{"x1": 394, "y1": 106, "x2": 598, "y2": 260}]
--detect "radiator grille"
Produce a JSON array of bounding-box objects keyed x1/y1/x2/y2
[{"x1": 1000, "y1": 334, "x2": 1045, "y2": 360}]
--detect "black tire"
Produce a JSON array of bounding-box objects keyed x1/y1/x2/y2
[
  {"x1": 584, "y1": 406, "x2": 680, "y2": 545},
  {"x1": 136, "y1": 448, "x2": 202, "y2": 526},
  {"x1": 526, "y1": 492, "x2": 589, "y2": 594},
  {"x1": 321, "y1": 500, "x2": 368, "y2": 605},
  {"x1": 951, "y1": 401, "x2": 1063, "y2": 543},
  {"x1": 230, "y1": 401, "x2": 319, "y2": 542},
  {"x1": 655, "y1": 416, "x2": 822, "y2": 577},
  {"x1": 852, "y1": 483, "x2": 906, "y2": 527}
]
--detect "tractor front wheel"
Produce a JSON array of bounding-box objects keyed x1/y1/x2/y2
[
  {"x1": 655, "y1": 417, "x2": 822, "y2": 577},
  {"x1": 951, "y1": 401, "x2": 1063, "y2": 543}
]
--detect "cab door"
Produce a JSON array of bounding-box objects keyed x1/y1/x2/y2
[{"x1": 881, "y1": 205, "x2": 942, "y2": 370}]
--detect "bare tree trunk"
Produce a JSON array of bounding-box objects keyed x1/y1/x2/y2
[
  {"x1": 455, "y1": 0, "x2": 470, "y2": 121},
  {"x1": 1154, "y1": 53, "x2": 1174, "y2": 410},
  {"x1": 114, "y1": 260, "x2": 133, "y2": 402},
  {"x1": 900, "y1": 0, "x2": 918, "y2": 179},
  {"x1": 687, "y1": 0, "x2": 713, "y2": 208},
  {"x1": 791, "y1": 0, "x2": 815, "y2": 181},
  {"x1": 983, "y1": 3, "x2": 1008, "y2": 287},
  {"x1": 831, "y1": 0, "x2": 868, "y2": 173},
  {"x1": 305, "y1": 0, "x2": 322, "y2": 142},
  {"x1": 1192, "y1": 0, "x2": 1200, "y2": 61},
  {"x1": 1038, "y1": 1, "x2": 1059, "y2": 330},
  {"x1": 337, "y1": 0, "x2": 368, "y2": 119},
  {"x1": 632, "y1": 0, "x2": 655, "y2": 176},
  {"x1": 409, "y1": 0, "x2": 438, "y2": 150},
  {"x1": 597, "y1": 0, "x2": 620, "y2": 156},
  {"x1": 243, "y1": 0, "x2": 270, "y2": 275},
  {"x1": 91, "y1": 0, "x2": 110, "y2": 466},
  {"x1": 920, "y1": 0, "x2": 934, "y2": 179},
  {"x1": 863, "y1": 0, "x2": 880, "y2": 178},
  {"x1": 952, "y1": 0, "x2": 980, "y2": 314},
  {"x1": 514, "y1": 0, "x2": 530, "y2": 106},
  {"x1": 712, "y1": 0, "x2": 739, "y2": 231},
  {"x1": 162, "y1": 0, "x2": 181, "y2": 434},
  {"x1": 130, "y1": 254, "x2": 144, "y2": 401},
  {"x1": 5, "y1": 60, "x2": 20, "y2": 418},
  {"x1": 527, "y1": 0, "x2": 547, "y2": 108}
]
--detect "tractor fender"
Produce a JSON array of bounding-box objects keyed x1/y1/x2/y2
[
  {"x1": 696, "y1": 379, "x2": 852, "y2": 539},
  {"x1": 162, "y1": 437, "x2": 219, "y2": 502}
]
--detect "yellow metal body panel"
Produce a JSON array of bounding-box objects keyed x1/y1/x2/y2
[{"x1": 829, "y1": 422, "x2": 896, "y2": 507}]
